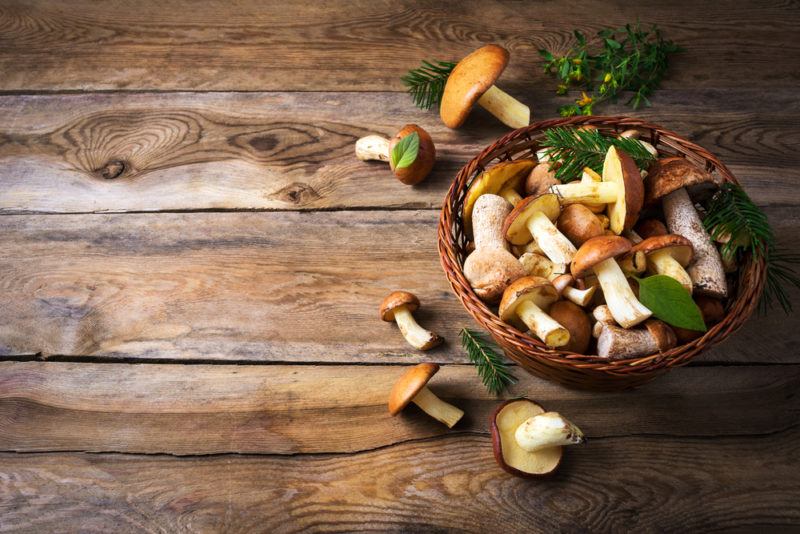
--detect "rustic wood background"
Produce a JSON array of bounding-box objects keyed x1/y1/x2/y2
[{"x1": 1, "y1": 1, "x2": 799, "y2": 532}]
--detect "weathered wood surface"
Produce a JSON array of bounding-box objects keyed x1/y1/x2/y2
[
  {"x1": 0, "y1": 90, "x2": 798, "y2": 213},
  {"x1": 0, "y1": 0, "x2": 798, "y2": 92},
  {"x1": 1, "y1": 210, "x2": 798, "y2": 364}
]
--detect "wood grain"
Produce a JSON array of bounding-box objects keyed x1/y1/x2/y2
[
  {"x1": 1, "y1": 210, "x2": 798, "y2": 364},
  {"x1": 0, "y1": 0, "x2": 798, "y2": 92},
  {"x1": 0, "y1": 361, "x2": 797, "y2": 455},
  {"x1": 0, "y1": 90, "x2": 798, "y2": 213},
  {"x1": 1, "y1": 431, "x2": 798, "y2": 532}
]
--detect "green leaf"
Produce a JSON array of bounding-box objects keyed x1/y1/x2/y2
[
  {"x1": 637, "y1": 275, "x2": 707, "y2": 331},
  {"x1": 390, "y1": 131, "x2": 419, "y2": 169}
]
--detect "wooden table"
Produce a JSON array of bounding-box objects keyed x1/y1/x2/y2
[{"x1": 1, "y1": 1, "x2": 799, "y2": 531}]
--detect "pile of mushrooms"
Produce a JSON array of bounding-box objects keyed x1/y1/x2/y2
[{"x1": 461, "y1": 128, "x2": 732, "y2": 360}]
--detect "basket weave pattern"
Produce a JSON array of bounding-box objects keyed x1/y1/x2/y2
[{"x1": 438, "y1": 116, "x2": 766, "y2": 390}]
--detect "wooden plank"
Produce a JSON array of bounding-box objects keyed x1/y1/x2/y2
[
  {"x1": 1, "y1": 432, "x2": 798, "y2": 532},
  {"x1": 0, "y1": 362, "x2": 797, "y2": 455},
  {"x1": 0, "y1": 90, "x2": 798, "y2": 213},
  {"x1": 1, "y1": 210, "x2": 798, "y2": 364},
  {"x1": 0, "y1": 1, "x2": 798, "y2": 91}
]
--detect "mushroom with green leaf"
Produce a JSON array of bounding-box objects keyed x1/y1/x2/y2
[{"x1": 355, "y1": 124, "x2": 435, "y2": 185}]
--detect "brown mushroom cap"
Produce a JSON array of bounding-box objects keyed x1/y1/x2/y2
[
  {"x1": 673, "y1": 296, "x2": 726, "y2": 343},
  {"x1": 571, "y1": 235, "x2": 633, "y2": 279},
  {"x1": 499, "y1": 276, "x2": 559, "y2": 325},
  {"x1": 388, "y1": 363, "x2": 439, "y2": 415},
  {"x1": 379, "y1": 291, "x2": 419, "y2": 321},
  {"x1": 549, "y1": 301, "x2": 591, "y2": 353},
  {"x1": 388, "y1": 124, "x2": 436, "y2": 185},
  {"x1": 503, "y1": 193, "x2": 561, "y2": 245},
  {"x1": 557, "y1": 204, "x2": 605, "y2": 247},
  {"x1": 440, "y1": 44, "x2": 509, "y2": 128},
  {"x1": 525, "y1": 163, "x2": 559, "y2": 196},
  {"x1": 644, "y1": 319, "x2": 677, "y2": 352},
  {"x1": 645, "y1": 157, "x2": 716, "y2": 204},
  {"x1": 635, "y1": 219, "x2": 668, "y2": 239},
  {"x1": 462, "y1": 159, "x2": 534, "y2": 236},
  {"x1": 490, "y1": 398, "x2": 563, "y2": 477},
  {"x1": 632, "y1": 234, "x2": 694, "y2": 266},
  {"x1": 604, "y1": 147, "x2": 645, "y2": 234}
]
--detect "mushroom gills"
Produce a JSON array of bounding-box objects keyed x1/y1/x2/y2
[
  {"x1": 593, "y1": 257, "x2": 652, "y2": 328},
  {"x1": 516, "y1": 299, "x2": 570, "y2": 347},
  {"x1": 648, "y1": 249, "x2": 693, "y2": 293},
  {"x1": 476, "y1": 85, "x2": 530, "y2": 129},
  {"x1": 354, "y1": 135, "x2": 390, "y2": 162},
  {"x1": 393, "y1": 306, "x2": 441, "y2": 350},
  {"x1": 514, "y1": 412, "x2": 585, "y2": 453},
  {"x1": 411, "y1": 386, "x2": 464, "y2": 428},
  {"x1": 526, "y1": 211, "x2": 577, "y2": 264}
]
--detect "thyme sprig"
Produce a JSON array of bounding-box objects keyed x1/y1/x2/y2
[
  {"x1": 401, "y1": 59, "x2": 456, "y2": 110},
  {"x1": 460, "y1": 328, "x2": 516, "y2": 395}
]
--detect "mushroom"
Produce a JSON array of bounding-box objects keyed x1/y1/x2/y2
[
  {"x1": 597, "y1": 319, "x2": 677, "y2": 360},
  {"x1": 592, "y1": 304, "x2": 617, "y2": 338},
  {"x1": 511, "y1": 239, "x2": 544, "y2": 258},
  {"x1": 579, "y1": 167, "x2": 607, "y2": 213},
  {"x1": 440, "y1": 44, "x2": 530, "y2": 129},
  {"x1": 355, "y1": 124, "x2": 436, "y2": 185},
  {"x1": 618, "y1": 249, "x2": 647, "y2": 276},
  {"x1": 380, "y1": 291, "x2": 443, "y2": 350},
  {"x1": 491, "y1": 398, "x2": 584, "y2": 477},
  {"x1": 548, "y1": 301, "x2": 591, "y2": 353},
  {"x1": 571, "y1": 236, "x2": 652, "y2": 328},
  {"x1": 556, "y1": 204, "x2": 605, "y2": 247},
  {"x1": 618, "y1": 129, "x2": 658, "y2": 157},
  {"x1": 646, "y1": 157, "x2": 727, "y2": 298},
  {"x1": 464, "y1": 194, "x2": 526, "y2": 302},
  {"x1": 462, "y1": 159, "x2": 534, "y2": 236},
  {"x1": 388, "y1": 363, "x2": 464, "y2": 428},
  {"x1": 503, "y1": 193, "x2": 577, "y2": 264},
  {"x1": 549, "y1": 146, "x2": 645, "y2": 234},
  {"x1": 673, "y1": 296, "x2": 726, "y2": 343},
  {"x1": 632, "y1": 234, "x2": 695, "y2": 293},
  {"x1": 499, "y1": 276, "x2": 569, "y2": 347},
  {"x1": 635, "y1": 218, "x2": 668, "y2": 239},
  {"x1": 525, "y1": 163, "x2": 559, "y2": 196},
  {"x1": 551, "y1": 273, "x2": 596, "y2": 308},
  {"x1": 518, "y1": 252, "x2": 565, "y2": 278}
]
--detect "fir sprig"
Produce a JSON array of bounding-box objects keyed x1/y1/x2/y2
[
  {"x1": 460, "y1": 328, "x2": 516, "y2": 395},
  {"x1": 539, "y1": 126, "x2": 655, "y2": 182},
  {"x1": 401, "y1": 59, "x2": 456, "y2": 110},
  {"x1": 703, "y1": 183, "x2": 800, "y2": 313}
]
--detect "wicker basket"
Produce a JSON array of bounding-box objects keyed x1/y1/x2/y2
[{"x1": 438, "y1": 116, "x2": 766, "y2": 390}]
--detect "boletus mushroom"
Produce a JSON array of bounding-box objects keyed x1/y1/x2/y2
[
  {"x1": 380, "y1": 291, "x2": 443, "y2": 350},
  {"x1": 673, "y1": 296, "x2": 725, "y2": 343},
  {"x1": 491, "y1": 398, "x2": 584, "y2": 477},
  {"x1": 462, "y1": 159, "x2": 534, "y2": 236},
  {"x1": 597, "y1": 319, "x2": 677, "y2": 360},
  {"x1": 525, "y1": 163, "x2": 559, "y2": 197},
  {"x1": 440, "y1": 44, "x2": 530, "y2": 129},
  {"x1": 550, "y1": 273, "x2": 596, "y2": 308},
  {"x1": 389, "y1": 363, "x2": 464, "y2": 428},
  {"x1": 355, "y1": 124, "x2": 436, "y2": 185},
  {"x1": 556, "y1": 203, "x2": 606, "y2": 247},
  {"x1": 633, "y1": 234, "x2": 695, "y2": 293},
  {"x1": 548, "y1": 300, "x2": 591, "y2": 353},
  {"x1": 503, "y1": 193, "x2": 577, "y2": 264},
  {"x1": 499, "y1": 276, "x2": 569, "y2": 347}
]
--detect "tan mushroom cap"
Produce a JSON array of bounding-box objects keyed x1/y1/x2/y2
[
  {"x1": 556, "y1": 204, "x2": 604, "y2": 247},
  {"x1": 632, "y1": 234, "x2": 694, "y2": 266},
  {"x1": 644, "y1": 319, "x2": 677, "y2": 352},
  {"x1": 463, "y1": 159, "x2": 534, "y2": 235},
  {"x1": 645, "y1": 157, "x2": 715, "y2": 204},
  {"x1": 502, "y1": 193, "x2": 561, "y2": 245},
  {"x1": 379, "y1": 291, "x2": 419, "y2": 321},
  {"x1": 499, "y1": 276, "x2": 559, "y2": 325},
  {"x1": 388, "y1": 363, "x2": 439, "y2": 415},
  {"x1": 525, "y1": 163, "x2": 559, "y2": 196},
  {"x1": 388, "y1": 124, "x2": 436, "y2": 185},
  {"x1": 549, "y1": 300, "x2": 591, "y2": 354},
  {"x1": 440, "y1": 44, "x2": 509, "y2": 128},
  {"x1": 571, "y1": 235, "x2": 633, "y2": 279}
]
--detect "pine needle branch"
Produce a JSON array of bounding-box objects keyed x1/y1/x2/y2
[
  {"x1": 539, "y1": 126, "x2": 655, "y2": 182},
  {"x1": 401, "y1": 59, "x2": 456, "y2": 110},
  {"x1": 460, "y1": 328, "x2": 516, "y2": 395}
]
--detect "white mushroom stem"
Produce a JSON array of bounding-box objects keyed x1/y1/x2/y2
[
  {"x1": 563, "y1": 286, "x2": 596, "y2": 307},
  {"x1": 476, "y1": 85, "x2": 531, "y2": 129},
  {"x1": 592, "y1": 258, "x2": 652, "y2": 328},
  {"x1": 498, "y1": 186, "x2": 523, "y2": 206},
  {"x1": 526, "y1": 211, "x2": 577, "y2": 264},
  {"x1": 662, "y1": 188, "x2": 728, "y2": 298},
  {"x1": 393, "y1": 306, "x2": 440, "y2": 350},
  {"x1": 355, "y1": 135, "x2": 390, "y2": 162},
  {"x1": 597, "y1": 325, "x2": 660, "y2": 360},
  {"x1": 516, "y1": 300, "x2": 569, "y2": 347},
  {"x1": 550, "y1": 181, "x2": 619, "y2": 205},
  {"x1": 411, "y1": 387, "x2": 464, "y2": 428},
  {"x1": 592, "y1": 304, "x2": 617, "y2": 338},
  {"x1": 648, "y1": 250, "x2": 692, "y2": 293},
  {"x1": 514, "y1": 412, "x2": 585, "y2": 452}
]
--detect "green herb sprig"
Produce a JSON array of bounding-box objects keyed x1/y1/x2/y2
[
  {"x1": 539, "y1": 126, "x2": 655, "y2": 182},
  {"x1": 460, "y1": 328, "x2": 516, "y2": 395},
  {"x1": 401, "y1": 59, "x2": 456, "y2": 110},
  {"x1": 703, "y1": 183, "x2": 800, "y2": 313},
  {"x1": 539, "y1": 23, "x2": 682, "y2": 116}
]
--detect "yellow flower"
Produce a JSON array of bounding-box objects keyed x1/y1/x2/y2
[
  {"x1": 577, "y1": 91, "x2": 593, "y2": 107},
  {"x1": 603, "y1": 73, "x2": 612, "y2": 83},
  {"x1": 572, "y1": 58, "x2": 582, "y2": 65}
]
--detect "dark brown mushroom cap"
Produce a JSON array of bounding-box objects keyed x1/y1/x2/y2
[
  {"x1": 632, "y1": 234, "x2": 694, "y2": 266},
  {"x1": 388, "y1": 363, "x2": 439, "y2": 415},
  {"x1": 673, "y1": 296, "x2": 725, "y2": 343},
  {"x1": 462, "y1": 159, "x2": 534, "y2": 236},
  {"x1": 571, "y1": 235, "x2": 633, "y2": 279},
  {"x1": 644, "y1": 319, "x2": 677, "y2": 352},
  {"x1": 503, "y1": 193, "x2": 561, "y2": 245},
  {"x1": 498, "y1": 276, "x2": 559, "y2": 324},
  {"x1": 440, "y1": 44, "x2": 509, "y2": 128},
  {"x1": 490, "y1": 398, "x2": 563, "y2": 478},
  {"x1": 379, "y1": 291, "x2": 419, "y2": 321},
  {"x1": 635, "y1": 219, "x2": 668, "y2": 239},
  {"x1": 557, "y1": 204, "x2": 605, "y2": 247},
  {"x1": 388, "y1": 124, "x2": 436, "y2": 185},
  {"x1": 549, "y1": 301, "x2": 591, "y2": 354},
  {"x1": 604, "y1": 147, "x2": 645, "y2": 233},
  {"x1": 645, "y1": 157, "x2": 715, "y2": 204}
]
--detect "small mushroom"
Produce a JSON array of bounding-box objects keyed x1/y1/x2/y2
[
  {"x1": 556, "y1": 204, "x2": 605, "y2": 247},
  {"x1": 440, "y1": 44, "x2": 530, "y2": 129},
  {"x1": 550, "y1": 146, "x2": 645, "y2": 234},
  {"x1": 673, "y1": 296, "x2": 725, "y2": 343},
  {"x1": 591, "y1": 304, "x2": 617, "y2": 338},
  {"x1": 548, "y1": 301, "x2": 591, "y2": 353},
  {"x1": 380, "y1": 291, "x2": 443, "y2": 350},
  {"x1": 633, "y1": 234, "x2": 695, "y2": 293},
  {"x1": 462, "y1": 159, "x2": 534, "y2": 236},
  {"x1": 464, "y1": 194, "x2": 526, "y2": 302},
  {"x1": 635, "y1": 218, "x2": 668, "y2": 239},
  {"x1": 388, "y1": 363, "x2": 464, "y2": 428},
  {"x1": 503, "y1": 193, "x2": 578, "y2": 264},
  {"x1": 597, "y1": 319, "x2": 677, "y2": 360},
  {"x1": 551, "y1": 273, "x2": 596, "y2": 308},
  {"x1": 519, "y1": 252, "x2": 565, "y2": 278},
  {"x1": 646, "y1": 157, "x2": 727, "y2": 298},
  {"x1": 511, "y1": 239, "x2": 544, "y2": 258},
  {"x1": 355, "y1": 124, "x2": 436, "y2": 185},
  {"x1": 499, "y1": 276, "x2": 569, "y2": 347},
  {"x1": 571, "y1": 236, "x2": 652, "y2": 328},
  {"x1": 525, "y1": 163, "x2": 559, "y2": 196},
  {"x1": 491, "y1": 398, "x2": 584, "y2": 477}
]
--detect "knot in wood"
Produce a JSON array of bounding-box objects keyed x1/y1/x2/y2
[{"x1": 98, "y1": 160, "x2": 126, "y2": 180}]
